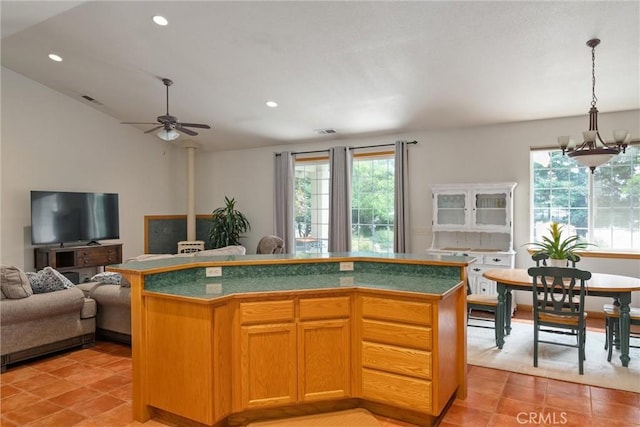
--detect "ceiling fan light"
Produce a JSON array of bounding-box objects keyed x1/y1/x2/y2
[{"x1": 157, "y1": 129, "x2": 180, "y2": 141}]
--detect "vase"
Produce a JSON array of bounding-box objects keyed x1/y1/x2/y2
[{"x1": 548, "y1": 258, "x2": 567, "y2": 267}]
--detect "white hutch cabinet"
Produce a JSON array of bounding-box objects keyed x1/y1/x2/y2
[{"x1": 428, "y1": 182, "x2": 517, "y2": 302}]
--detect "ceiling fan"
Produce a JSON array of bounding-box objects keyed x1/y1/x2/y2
[{"x1": 121, "y1": 78, "x2": 211, "y2": 141}]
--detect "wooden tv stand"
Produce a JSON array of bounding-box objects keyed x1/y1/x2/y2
[{"x1": 34, "y1": 243, "x2": 123, "y2": 272}]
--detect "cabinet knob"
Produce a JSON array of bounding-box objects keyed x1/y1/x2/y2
[
  {"x1": 473, "y1": 267, "x2": 481, "y2": 272},
  {"x1": 492, "y1": 258, "x2": 501, "y2": 262}
]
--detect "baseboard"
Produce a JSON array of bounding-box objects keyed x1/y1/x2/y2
[
  {"x1": 96, "y1": 328, "x2": 131, "y2": 345},
  {"x1": 1, "y1": 333, "x2": 95, "y2": 372}
]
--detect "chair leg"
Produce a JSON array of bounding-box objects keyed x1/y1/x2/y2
[
  {"x1": 604, "y1": 316, "x2": 609, "y2": 350},
  {"x1": 533, "y1": 325, "x2": 539, "y2": 368},
  {"x1": 607, "y1": 317, "x2": 614, "y2": 362},
  {"x1": 579, "y1": 328, "x2": 585, "y2": 375}
]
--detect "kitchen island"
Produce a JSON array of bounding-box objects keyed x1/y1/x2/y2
[{"x1": 108, "y1": 252, "x2": 473, "y2": 427}]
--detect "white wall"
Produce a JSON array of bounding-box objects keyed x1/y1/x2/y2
[
  {"x1": 197, "y1": 110, "x2": 640, "y2": 308},
  {"x1": 1, "y1": 68, "x2": 187, "y2": 270},
  {"x1": 2, "y1": 67, "x2": 638, "y2": 308}
]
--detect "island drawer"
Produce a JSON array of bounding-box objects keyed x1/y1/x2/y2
[
  {"x1": 362, "y1": 342, "x2": 432, "y2": 380},
  {"x1": 299, "y1": 296, "x2": 350, "y2": 320},
  {"x1": 361, "y1": 319, "x2": 432, "y2": 350},
  {"x1": 361, "y1": 368, "x2": 432, "y2": 412},
  {"x1": 239, "y1": 300, "x2": 294, "y2": 324},
  {"x1": 360, "y1": 296, "x2": 432, "y2": 326}
]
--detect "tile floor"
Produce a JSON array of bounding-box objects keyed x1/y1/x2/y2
[{"x1": 1, "y1": 320, "x2": 638, "y2": 426}]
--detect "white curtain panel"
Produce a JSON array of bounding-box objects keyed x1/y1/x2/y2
[
  {"x1": 274, "y1": 152, "x2": 295, "y2": 254},
  {"x1": 328, "y1": 146, "x2": 352, "y2": 252},
  {"x1": 394, "y1": 141, "x2": 410, "y2": 253}
]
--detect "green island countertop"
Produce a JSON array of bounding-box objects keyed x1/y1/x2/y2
[{"x1": 108, "y1": 251, "x2": 475, "y2": 301}]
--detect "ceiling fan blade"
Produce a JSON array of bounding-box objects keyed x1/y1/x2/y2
[
  {"x1": 121, "y1": 121, "x2": 158, "y2": 125},
  {"x1": 180, "y1": 123, "x2": 211, "y2": 129},
  {"x1": 176, "y1": 125, "x2": 198, "y2": 136},
  {"x1": 144, "y1": 126, "x2": 163, "y2": 134}
]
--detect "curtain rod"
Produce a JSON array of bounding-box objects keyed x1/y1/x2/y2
[{"x1": 275, "y1": 140, "x2": 417, "y2": 156}]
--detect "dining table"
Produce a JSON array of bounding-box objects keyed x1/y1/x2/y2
[{"x1": 483, "y1": 268, "x2": 640, "y2": 367}]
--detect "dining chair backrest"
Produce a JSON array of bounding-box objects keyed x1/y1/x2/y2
[
  {"x1": 528, "y1": 266, "x2": 591, "y2": 375},
  {"x1": 528, "y1": 266, "x2": 591, "y2": 319},
  {"x1": 531, "y1": 253, "x2": 548, "y2": 266},
  {"x1": 531, "y1": 253, "x2": 581, "y2": 267}
]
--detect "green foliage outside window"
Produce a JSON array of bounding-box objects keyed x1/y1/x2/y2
[{"x1": 531, "y1": 145, "x2": 640, "y2": 250}]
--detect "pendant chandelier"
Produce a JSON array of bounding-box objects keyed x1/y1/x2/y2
[{"x1": 557, "y1": 39, "x2": 631, "y2": 173}]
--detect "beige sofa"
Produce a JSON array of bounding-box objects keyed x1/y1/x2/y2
[
  {"x1": 78, "y1": 245, "x2": 248, "y2": 344},
  {"x1": 1, "y1": 266, "x2": 96, "y2": 372}
]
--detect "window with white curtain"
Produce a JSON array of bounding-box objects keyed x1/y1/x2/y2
[
  {"x1": 294, "y1": 152, "x2": 395, "y2": 254},
  {"x1": 530, "y1": 145, "x2": 640, "y2": 250}
]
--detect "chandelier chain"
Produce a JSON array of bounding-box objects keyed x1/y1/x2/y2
[{"x1": 591, "y1": 44, "x2": 598, "y2": 108}]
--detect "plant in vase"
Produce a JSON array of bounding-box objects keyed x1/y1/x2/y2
[
  {"x1": 209, "y1": 196, "x2": 251, "y2": 249},
  {"x1": 525, "y1": 222, "x2": 595, "y2": 266}
]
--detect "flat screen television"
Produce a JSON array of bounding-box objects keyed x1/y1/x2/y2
[{"x1": 31, "y1": 190, "x2": 119, "y2": 246}]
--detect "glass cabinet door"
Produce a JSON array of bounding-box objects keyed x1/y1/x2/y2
[
  {"x1": 474, "y1": 192, "x2": 508, "y2": 227},
  {"x1": 435, "y1": 193, "x2": 467, "y2": 226}
]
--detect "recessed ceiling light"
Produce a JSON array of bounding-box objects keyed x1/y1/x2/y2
[
  {"x1": 266, "y1": 101, "x2": 278, "y2": 108},
  {"x1": 152, "y1": 15, "x2": 168, "y2": 26},
  {"x1": 48, "y1": 53, "x2": 63, "y2": 62}
]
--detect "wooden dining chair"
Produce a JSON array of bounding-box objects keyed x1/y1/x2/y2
[
  {"x1": 603, "y1": 304, "x2": 640, "y2": 362},
  {"x1": 532, "y1": 253, "x2": 581, "y2": 312},
  {"x1": 466, "y1": 280, "x2": 499, "y2": 341},
  {"x1": 528, "y1": 266, "x2": 591, "y2": 375}
]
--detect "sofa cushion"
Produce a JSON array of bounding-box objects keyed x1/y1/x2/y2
[
  {"x1": 0, "y1": 265, "x2": 34, "y2": 299},
  {"x1": 27, "y1": 267, "x2": 75, "y2": 294},
  {"x1": 0, "y1": 287, "x2": 86, "y2": 325},
  {"x1": 81, "y1": 297, "x2": 97, "y2": 319},
  {"x1": 126, "y1": 254, "x2": 175, "y2": 262},
  {"x1": 196, "y1": 246, "x2": 247, "y2": 256},
  {"x1": 90, "y1": 272, "x2": 130, "y2": 288},
  {"x1": 90, "y1": 284, "x2": 131, "y2": 308},
  {"x1": 76, "y1": 281, "x2": 102, "y2": 297}
]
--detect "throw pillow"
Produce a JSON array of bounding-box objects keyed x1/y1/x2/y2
[
  {"x1": 28, "y1": 267, "x2": 75, "y2": 294},
  {"x1": 0, "y1": 265, "x2": 33, "y2": 299},
  {"x1": 90, "y1": 271, "x2": 130, "y2": 288}
]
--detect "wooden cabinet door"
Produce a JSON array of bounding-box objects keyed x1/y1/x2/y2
[
  {"x1": 298, "y1": 318, "x2": 350, "y2": 402},
  {"x1": 239, "y1": 323, "x2": 297, "y2": 409}
]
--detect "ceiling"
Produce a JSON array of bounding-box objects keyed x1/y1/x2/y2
[{"x1": 2, "y1": 1, "x2": 639, "y2": 151}]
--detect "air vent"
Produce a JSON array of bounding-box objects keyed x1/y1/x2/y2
[
  {"x1": 81, "y1": 95, "x2": 104, "y2": 106},
  {"x1": 314, "y1": 128, "x2": 337, "y2": 135}
]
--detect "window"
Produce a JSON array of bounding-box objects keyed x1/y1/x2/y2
[
  {"x1": 294, "y1": 152, "x2": 395, "y2": 254},
  {"x1": 294, "y1": 160, "x2": 329, "y2": 254},
  {"x1": 351, "y1": 154, "x2": 395, "y2": 253},
  {"x1": 531, "y1": 145, "x2": 640, "y2": 250}
]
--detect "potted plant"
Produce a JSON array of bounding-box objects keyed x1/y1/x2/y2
[
  {"x1": 525, "y1": 222, "x2": 595, "y2": 266},
  {"x1": 209, "y1": 196, "x2": 251, "y2": 249}
]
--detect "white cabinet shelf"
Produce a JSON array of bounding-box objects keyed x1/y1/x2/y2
[{"x1": 429, "y1": 182, "x2": 517, "y2": 305}]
